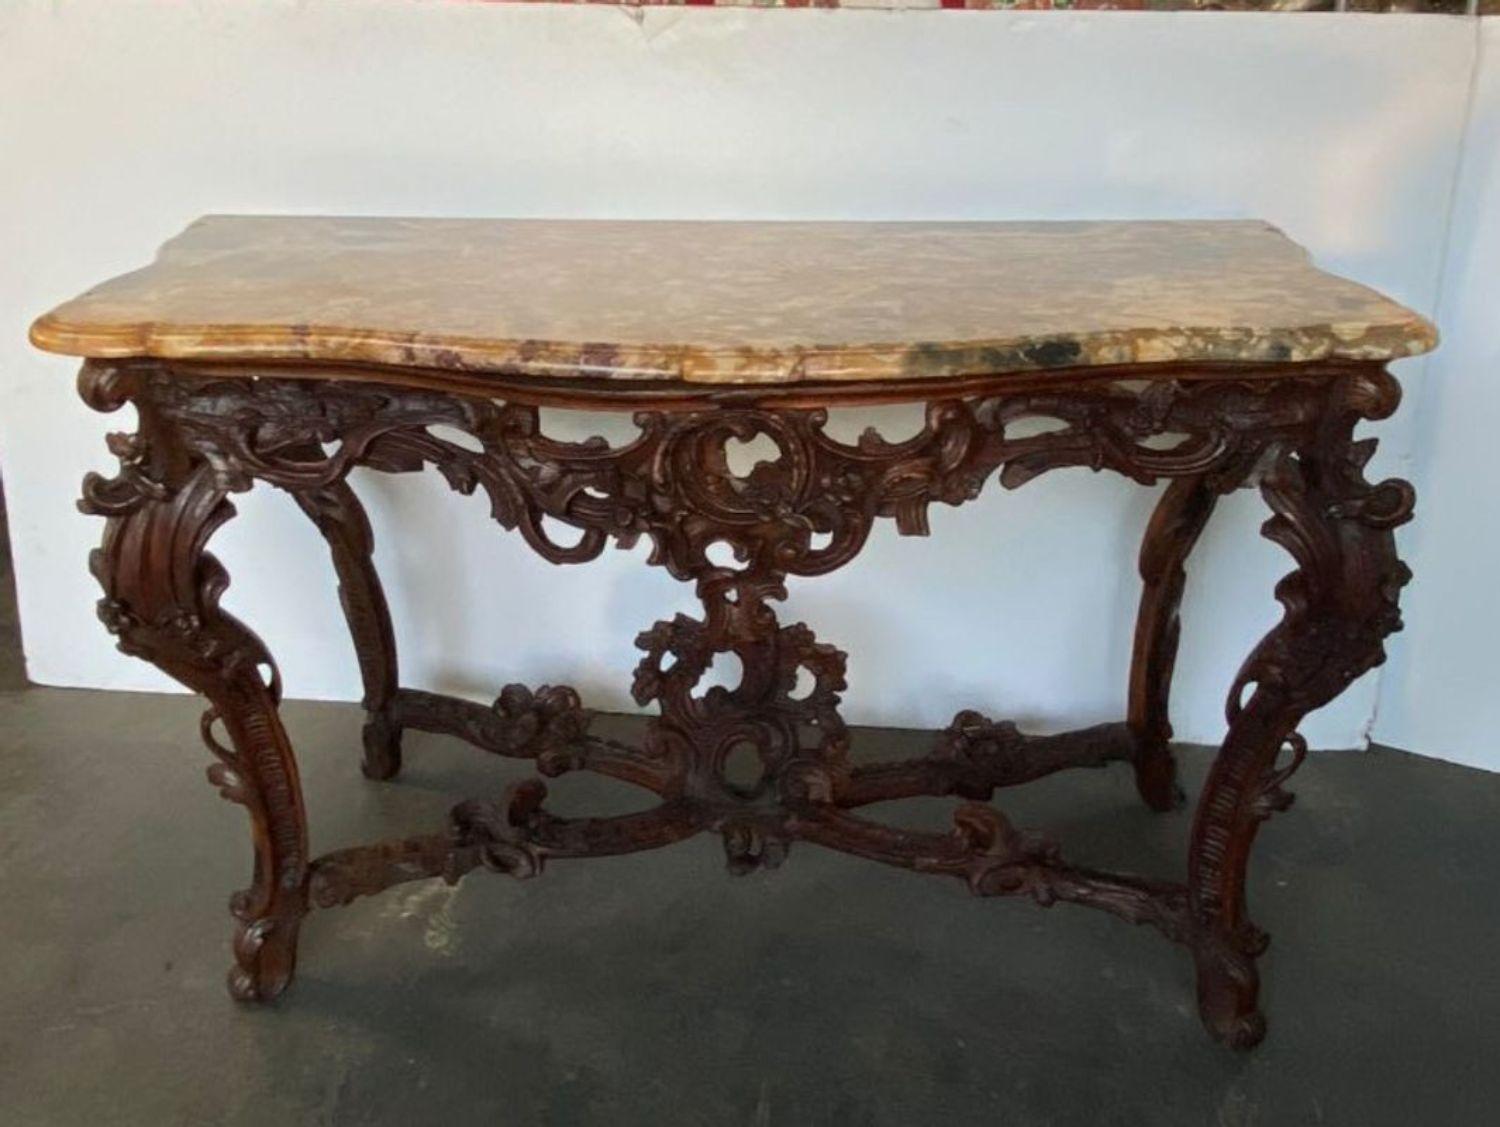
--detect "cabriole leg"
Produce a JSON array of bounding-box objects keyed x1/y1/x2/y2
[
  {"x1": 1187, "y1": 370, "x2": 1414, "y2": 1048},
  {"x1": 80, "y1": 365, "x2": 310, "y2": 1002},
  {"x1": 292, "y1": 478, "x2": 402, "y2": 780},
  {"x1": 1128, "y1": 475, "x2": 1217, "y2": 811}
]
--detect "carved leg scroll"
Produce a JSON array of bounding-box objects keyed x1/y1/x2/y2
[
  {"x1": 79, "y1": 367, "x2": 309, "y2": 1002},
  {"x1": 1187, "y1": 371, "x2": 1414, "y2": 1048},
  {"x1": 72, "y1": 361, "x2": 1410, "y2": 1045},
  {"x1": 292, "y1": 479, "x2": 402, "y2": 780},
  {"x1": 1128, "y1": 476, "x2": 1217, "y2": 811}
]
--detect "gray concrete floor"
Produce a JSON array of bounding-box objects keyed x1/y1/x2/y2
[
  {"x1": 1, "y1": 503, "x2": 1498, "y2": 1125},
  {"x1": 0, "y1": 480, "x2": 27, "y2": 692},
  {"x1": 1, "y1": 693, "x2": 1498, "y2": 1126}
]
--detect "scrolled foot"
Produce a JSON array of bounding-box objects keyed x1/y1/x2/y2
[
  {"x1": 1201, "y1": 1003, "x2": 1268, "y2": 1052},
  {"x1": 361, "y1": 711, "x2": 404, "y2": 781},
  {"x1": 1193, "y1": 937, "x2": 1267, "y2": 1050},
  {"x1": 1133, "y1": 748, "x2": 1185, "y2": 813},
  {"x1": 226, "y1": 908, "x2": 303, "y2": 1003}
]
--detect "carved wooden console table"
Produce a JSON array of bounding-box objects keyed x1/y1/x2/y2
[{"x1": 31, "y1": 217, "x2": 1436, "y2": 1048}]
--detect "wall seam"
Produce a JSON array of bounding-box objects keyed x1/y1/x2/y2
[{"x1": 1366, "y1": 14, "x2": 1485, "y2": 750}]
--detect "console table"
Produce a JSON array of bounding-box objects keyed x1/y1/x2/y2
[{"x1": 31, "y1": 216, "x2": 1435, "y2": 1048}]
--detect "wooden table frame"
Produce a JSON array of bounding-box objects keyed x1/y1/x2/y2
[{"x1": 76, "y1": 355, "x2": 1413, "y2": 1049}]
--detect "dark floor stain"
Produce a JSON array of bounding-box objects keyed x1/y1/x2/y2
[{"x1": 0, "y1": 686, "x2": 1496, "y2": 1125}]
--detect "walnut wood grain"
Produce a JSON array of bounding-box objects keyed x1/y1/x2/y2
[
  {"x1": 74, "y1": 354, "x2": 1414, "y2": 1049},
  {"x1": 288, "y1": 476, "x2": 402, "y2": 781},
  {"x1": 1128, "y1": 475, "x2": 1219, "y2": 811}
]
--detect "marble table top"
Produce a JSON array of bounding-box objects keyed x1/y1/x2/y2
[{"x1": 30, "y1": 216, "x2": 1436, "y2": 385}]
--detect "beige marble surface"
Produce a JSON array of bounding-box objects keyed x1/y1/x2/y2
[{"x1": 31, "y1": 216, "x2": 1436, "y2": 384}]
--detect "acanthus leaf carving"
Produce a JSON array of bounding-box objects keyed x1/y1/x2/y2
[
  {"x1": 77, "y1": 357, "x2": 1414, "y2": 1047},
  {"x1": 113, "y1": 366, "x2": 1329, "y2": 586}
]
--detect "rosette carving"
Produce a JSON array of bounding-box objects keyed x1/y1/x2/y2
[
  {"x1": 76, "y1": 358, "x2": 1412, "y2": 1048},
  {"x1": 107, "y1": 365, "x2": 1328, "y2": 586}
]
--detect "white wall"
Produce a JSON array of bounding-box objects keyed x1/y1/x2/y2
[
  {"x1": 1373, "y1": 20, "x2": 1500, "y2": 769},
  {"x1": 0, "y1": 2, "x2": 1479, "y2": 750}
]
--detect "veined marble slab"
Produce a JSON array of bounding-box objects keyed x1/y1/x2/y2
[{"x1": 31, "y1": 216, "x2": 1437, "y2": 384}]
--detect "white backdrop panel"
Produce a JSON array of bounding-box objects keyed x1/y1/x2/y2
[{"x1": 0, "y1": 3, "x2": 1474, "y2": 748}]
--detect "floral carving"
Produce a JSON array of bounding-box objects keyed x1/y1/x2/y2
[
  {"x1": 77, "y1": 357, "x2": 1412, "y2": 1048},
  {"x1": 95, "y1": 365, "x2": 1323, "y2": 581}
]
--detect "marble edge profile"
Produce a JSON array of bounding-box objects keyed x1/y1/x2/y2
[{"x1": 28, "y1": 315, "x2": 1438, "y2": 384}]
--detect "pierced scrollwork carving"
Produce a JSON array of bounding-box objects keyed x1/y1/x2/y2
[
  {"x1": 393, "y1": 684, "x2": 590, "y2": 770},
  {"x1": 77, "y1": 357, "x2": 1413, "y2": 1049},
  {"x1": 1187, "y1": 367, "x2": 1415, "y2": 1048},
  {"x1": 1253, "y1": 733, "x2": 1308, "y2": 818},
  {"x1": 450, "y1": 780, "x2": 550, "y2": 881},
  {"x1": 78, "y1": 370, "x2": 309, "y2": 1002},
  {"x1": 91, "y1": 364, "x2": 1330, "y2": 808},
  {"x1": 105, "y1": 364, "x2": 1323, "y2": 581},
  {"x1": 632, "y1": 615, "x2": 848, "y2": 788}
]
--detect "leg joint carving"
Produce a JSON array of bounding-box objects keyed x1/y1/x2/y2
[
  {"x1": 1188, "y1": 367, "x2": 1414, "y2": 1047},
  {"x1": 78, "y1": 363, "x2": 309, "y2": 1002},
  {"x1": 76, "y1": 359, "x2": 1413, "y2": 1046}
]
